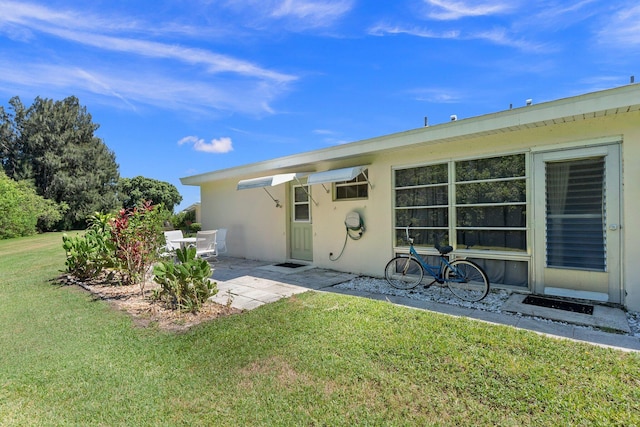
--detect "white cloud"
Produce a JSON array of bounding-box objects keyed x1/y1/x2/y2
[
  {"x1": 473, "y1": 27, "x2": 547, "y2": 52},
  {"x1": 0, "y1": 1, "x2": 297, "y2": 114},
  {"x1": 597, "y1": 4, "x2": 640, "y2": 45},
  {"x1": 178, "y1": 136, "x2": 234, "y2": 153},
  {"x1": 368, "y1": 23, "x2": 544, "y2": 52},
  {"x1": 0, "y1": 1, "x2": 225, "y2": 38},
  {"x1": 271, "y1": 0, "x2": 353, "y2": 22},
  {"x1": 0, "y1": 60, "x2": 282, "y2": 115},
  {"x1": 423, "y1": 0, "x2": 514, "y2": 20},
  {"x1": 368, "y1": 23, "x2": 460, "y2": 39},
  {"x1": 409, "y1": 88, "x2": 462, "y2": 104},
  {"x1": 221, "y1": 0, "x2": 354, "y2": 30},
  {"x1": 312, "y1": 129, "x2": 336, "y2": 135},
  {"x1": 0, "y1": 2, "x2": 295, "y2": 84}
]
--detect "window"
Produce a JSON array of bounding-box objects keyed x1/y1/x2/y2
[
  {"x1": 455, "y1": 154, "x2": 527, "y2": 252},
  {"x1": 393, "y1": 154, "x2": 529, "y2": 288},
  {"x1": 293, "y1": 185, "x2": 310, "y2": 222},
  {"x1": 394, "y1": 163, "x2": 448, "y2": 247},
  {"x1": 334, "y1": 169, "x2": 369, "y2": 200}
]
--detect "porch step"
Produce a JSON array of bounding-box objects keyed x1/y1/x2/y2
[{"x1": 502, "y1": 294, "x2": 631, "y2": 334}]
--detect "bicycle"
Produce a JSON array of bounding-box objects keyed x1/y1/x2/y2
[{"x1": 384, "y1": 226, "x2": 490, "y2": 302}]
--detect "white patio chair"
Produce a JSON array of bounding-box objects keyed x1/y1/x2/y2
[
  {"x1": 161, "y1": 230, "x2": 184, "y2": 258},
  {"x1": 215, "y1": 228, "x2": 228, "y2": 255},
  {"x1": 195, "y1": 230, "x2": 218, "y2": 259}
]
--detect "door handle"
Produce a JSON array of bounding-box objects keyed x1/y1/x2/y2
[{"x1": 609, "y1": 224, "x2": 619, "y2": 231}]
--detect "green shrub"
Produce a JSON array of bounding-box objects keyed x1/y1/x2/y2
[
  {"x1": 0, "y1": 170, "x2": 65, "y2": 238},
  {"x1": 189, "y1": 222, "x2": 202, "y2": 233},
  {"x1": 110, "y1": 201, "x2": 165, "y2": 292},
  {"x1": 170, "y1": 209, "x2": 195, "y2": 230},
  {"x1": 61, "y1": 212, "x2": 116, "y2": 280},
  {"x1": 153, "y1": 247, "x2": 218, "y2": 313},
  {"x1": 62, "y1": 230, "x2": 115, "y2": 280}
]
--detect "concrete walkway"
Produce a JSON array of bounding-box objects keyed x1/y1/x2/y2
[
  {"x1": 209, "y1": 257, "x2": 357, "y2": 310},
  {"x1": 208, "y1": 257, "x2": 640, "y2": 352}
]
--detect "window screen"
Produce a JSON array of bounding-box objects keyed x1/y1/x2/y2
[{"x1": 545, "y1": 158, "x2": 606, "y2": 270}]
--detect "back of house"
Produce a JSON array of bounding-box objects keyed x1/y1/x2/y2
[{"x1": 182, "y1": 84, "x2": 640, "y2": 312}]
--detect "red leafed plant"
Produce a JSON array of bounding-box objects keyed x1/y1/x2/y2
[{"x1": 110, "y1": 200, "x2": 165, "y2": 293}]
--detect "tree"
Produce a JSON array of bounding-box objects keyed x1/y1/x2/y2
[
  {"x1": 0, "y1": 170, "x2": 65, "y2": 239},
  {"x1": 0, "y1": 96, "x2": 120, "y2": 229},
  {"x1": 118, "y1": 176, "x2": 182, "y2": 212},
  {"x1": 0, "y1": 97, "x2": 29, "y2": 181}
]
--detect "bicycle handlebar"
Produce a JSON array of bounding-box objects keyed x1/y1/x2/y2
[{"x1": 405, "y1": 224, "x2": 413, "y2": 243}]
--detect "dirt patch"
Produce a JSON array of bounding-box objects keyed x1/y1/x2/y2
[
  {"x1": 59, "y1": 273, "x2": 242, "y2": 333},
  {"x1": 239, "y1": 355, "x2": 313, "y2": 392}
]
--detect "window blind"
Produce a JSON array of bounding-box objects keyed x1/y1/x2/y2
[{"x1": 545, "y1": 157, "x2": 606, "y2": 271}]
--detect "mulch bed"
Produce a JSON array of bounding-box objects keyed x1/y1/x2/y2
[{"x1": 59, "y1": 273, "x2": 241, "y2": 333}]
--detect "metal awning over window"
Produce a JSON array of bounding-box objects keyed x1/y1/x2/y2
[
  {"x1": 237, "y1": 173, "x2": 315, "y2": 207},
  {"x1": 237, "y1": 173, "x2": 301, "y2": 190},
  {"x1": 307, "y1": 166, "x2": 372, "y2": 191}
]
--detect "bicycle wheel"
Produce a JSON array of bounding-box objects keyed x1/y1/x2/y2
[
  {"x1": 444, "y1": 260, "x2": 490, "y2": 302},
  {"x1": 385, "y1": 256, "x2": 424, "y2": 290}
]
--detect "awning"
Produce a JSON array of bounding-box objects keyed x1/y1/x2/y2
[
  {"x1": 307, "y1": 166, "x2": 372, "y2": 192},
  {"x1": 237, "y1": 172, "x2": 316, "y2": 207},
  {"x1": 307, "y1": 166, "x2": 367, "y2": 185},
  {"x1": 237, "y1": 173, "x2": 302, "y2": 190}
]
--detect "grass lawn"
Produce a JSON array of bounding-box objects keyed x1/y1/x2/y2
[{"x1": 1, "y1": 232, "x2": 639, "y2": 426}]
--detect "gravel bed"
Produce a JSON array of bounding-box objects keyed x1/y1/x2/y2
[{"x1": 334, "y1": 276, "x2": 640, "y2": 338}]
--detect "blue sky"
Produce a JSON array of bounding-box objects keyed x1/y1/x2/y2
[{"x1": 1, "y1": 1, "x2": 639, "y2": 211}]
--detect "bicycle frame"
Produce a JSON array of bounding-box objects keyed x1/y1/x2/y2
[
  {"x1": 402, "y1": 226, "x2": 462, "y2": 284},
  {"x1": 386, "y1": 225, "x2": 490, "y2": 301},
  {"x1": 407, "y1": 242, "x2": 451, "y2": 283}
]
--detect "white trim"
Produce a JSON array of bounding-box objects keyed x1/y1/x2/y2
[
  {"x1": 532, "y1": 143, "x2": 622, "y2": 303},
  {"x1": 291, "y1": 183, "x2": 312, "y2": 223},
  {"x1": 530, "y1": 135, "x2": 623, "y2": 153}
]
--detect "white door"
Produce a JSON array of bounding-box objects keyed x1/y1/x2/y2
[
  {"x1": 533, "y1": 144, "x2": 622, "y2": 303},
  {"x1": 290, "y1": 183, "x2": 313, "y2": 261}
]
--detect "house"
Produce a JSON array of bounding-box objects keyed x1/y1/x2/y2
[
  {"x1": 181, "y1": 84, "x2": 640, "y2": 312},
  {"x1": 181, "y1": 201, "x2": 201, "y2": 224}
]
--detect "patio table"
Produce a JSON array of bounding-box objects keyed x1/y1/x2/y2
[{"x1": 170, "y1": 237, "x2": 202, "y2": 249}]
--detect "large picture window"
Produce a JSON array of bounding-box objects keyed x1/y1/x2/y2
[
  {"x1": 455, "y1": 154, "x2": 527, "y2": 252},
  {"x1": 393, "y1": 153, "x2": 528, "y2": 287}
]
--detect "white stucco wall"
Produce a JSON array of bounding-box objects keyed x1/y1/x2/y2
[
  {"x1": 200, "y1": 177, "x2": 289, "y2": 262},
  {"x1": 621, "y1": 124, "x2": 640, "y2": 311},
  {"x1": 195, "y1": 108, "x2": 640, "y2": 310}
]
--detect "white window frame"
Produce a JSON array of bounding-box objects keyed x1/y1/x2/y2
[
  {"x1": 333, "y1": 169, "x2": 369, "y2": 201},
  {"x1": 292, "y1": 184, "x2": 312, "y2": 223},
  {"x1": 392, "y1": 152, "x2": 532, "y2": 289}
]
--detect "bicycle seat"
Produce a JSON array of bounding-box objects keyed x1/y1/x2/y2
[{"x1": 437, "y1": 245, "x2": 453, "y2": 255}]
